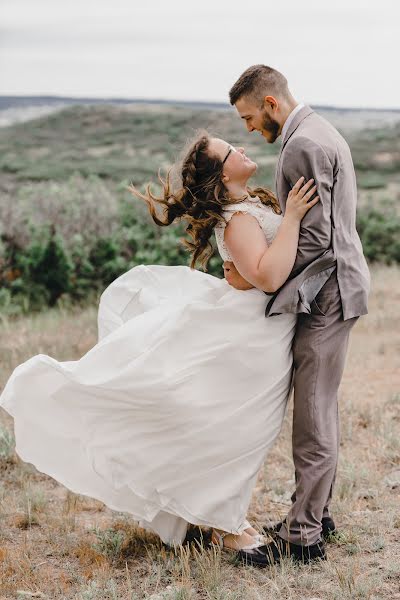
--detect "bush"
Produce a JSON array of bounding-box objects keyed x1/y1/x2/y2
[
  {"x1": 0, "y1": 174, "x2": 120, "y2": 252},
  {"x1": 0, "y1": 177, "x2": 224, "y2": 316},
  {"x1": 0, "y1": 161, "x2": 397, "y2": 316},
  {"x1": 356, "y1": 208, "x2": 400, "y2": 264}
]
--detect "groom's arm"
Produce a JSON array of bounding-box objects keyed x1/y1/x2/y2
[{"x1": 282, "y1": 136, "x2": 334, "y2": 276}]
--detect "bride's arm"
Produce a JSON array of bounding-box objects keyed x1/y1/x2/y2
[{"x1": 224, "y1": 177, "x2": 319, "y2": 293}]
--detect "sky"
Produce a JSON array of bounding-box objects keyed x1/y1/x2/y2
[{"x1": 1, "y1": 0, "x2": 399, "y2": 109}]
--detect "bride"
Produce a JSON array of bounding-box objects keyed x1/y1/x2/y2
[{"x1": 0, "y1": 130, "x2": 318, "y2": 559}]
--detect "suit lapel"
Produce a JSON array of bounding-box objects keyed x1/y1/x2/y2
[
  {"x1": 281, "y1": 105, "x2": 314, "y2": 151},
  {"x1": 274, "y1": 105, "x2": 315, "y2": 207}
]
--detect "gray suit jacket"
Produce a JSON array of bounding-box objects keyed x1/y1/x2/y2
[{"x1": 266, "y1": 105, "x2": 371, "y2": 321}]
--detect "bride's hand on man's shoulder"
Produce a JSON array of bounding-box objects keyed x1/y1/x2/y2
[
  {"x1": 223, "y1": 261, "x2": 255, "y2": 290},
  {"x1": 285, "y1": 176, "x2": 320, "y2": 223}
]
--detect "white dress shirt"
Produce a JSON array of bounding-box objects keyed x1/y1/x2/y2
[{"x1": 281, "y1": 103, "x2": 305, "y2": 142}]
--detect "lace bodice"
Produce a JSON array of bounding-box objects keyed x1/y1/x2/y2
[{"x1": 214, "y1": 196, "x2": 283, "y2": 262}]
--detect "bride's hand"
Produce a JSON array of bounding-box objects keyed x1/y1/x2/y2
[
  {"x1": 223, "y1": 261, "x2": 255, "y2": 290},
  {"x1": 285, "y1": 176, "x2": 320, "y2": 222}
]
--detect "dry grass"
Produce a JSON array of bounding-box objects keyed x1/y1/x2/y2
[{"x1": 1, "y1": 265, "x2": 399, "y2": 599}]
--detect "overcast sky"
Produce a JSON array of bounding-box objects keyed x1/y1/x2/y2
[{"x1": 1, "y1": 0, "x2": 399, "y2": 109}]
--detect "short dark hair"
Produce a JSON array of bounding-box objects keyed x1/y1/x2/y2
[{"x1": 229, "y1": 64, "x2": 289, "y2": 106}]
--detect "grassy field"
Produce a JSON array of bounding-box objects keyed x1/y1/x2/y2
[{"x1": 0, "y1": 264, "x2": 399, "y2": 599}]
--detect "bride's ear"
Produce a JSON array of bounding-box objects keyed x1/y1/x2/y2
[{"x1": 221, "y1": 173, "x2": 229, "y2": 184}]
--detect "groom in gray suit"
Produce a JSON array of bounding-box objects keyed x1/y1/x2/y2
[{"x1": 225, "y1": 64, "x2": 370, "y2": 566}]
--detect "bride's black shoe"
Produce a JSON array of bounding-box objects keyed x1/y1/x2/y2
[
  {"x1": 262, "y1": 516, "x2": 337, "y2": 541},
  {"x1": 237, "y1": 537, "x2": 326, "y2": 568}
]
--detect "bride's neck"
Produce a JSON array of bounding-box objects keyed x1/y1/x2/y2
[{"x1": 225, "y1": 182, "x2": 249, "y2": 202}]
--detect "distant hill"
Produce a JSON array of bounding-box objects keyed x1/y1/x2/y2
[
  {"x1": 0, "y1": 101, "x2": 399, "y2": 196},
  {"x1": 1, "y1": 94, "x2": 400, "y2": 112},
  {"x1": 0, "y1": 95, "x2": 400, "y2": 131},
  {"x1": 0, "y1": 95, "x2": 230, "y2": 111}
]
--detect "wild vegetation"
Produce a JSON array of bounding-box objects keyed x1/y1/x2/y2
[{"x1": 0, "y1": 104, "x2": 399, "y2": 315}]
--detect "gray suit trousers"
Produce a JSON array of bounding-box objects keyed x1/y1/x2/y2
[{"x1": 278, "y1": 270, "x2": 358, "y2": 546}]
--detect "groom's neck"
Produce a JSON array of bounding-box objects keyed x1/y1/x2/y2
[{"x1": 278, "y1": 98, "x2": 299, "y2": 132}]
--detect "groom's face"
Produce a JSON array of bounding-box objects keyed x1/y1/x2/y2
[{"x1": 235, "y1": 96, "x2": 280, "y2": 144}]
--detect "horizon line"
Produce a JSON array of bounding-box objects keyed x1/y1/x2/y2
[{"x1": 1, "y1": 94, "x2": 400, "y2": 113}]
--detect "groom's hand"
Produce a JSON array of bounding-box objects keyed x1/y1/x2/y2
[{"x1": 223, "y1": 261, "x2": 255, "y2": 290}]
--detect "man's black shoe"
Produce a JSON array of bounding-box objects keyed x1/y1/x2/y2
[
  {"x1": 262, "y1": 516, "x2": 337, "y2": 541},
  {"x1": 237, "y1": 537, "x2": 326, "y2": 568}
]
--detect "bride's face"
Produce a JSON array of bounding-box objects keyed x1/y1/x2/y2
[{"x1": 209, "y1": 138, "x2": 257, "y2": 183}]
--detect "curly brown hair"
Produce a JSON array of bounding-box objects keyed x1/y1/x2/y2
[{"x1": 128, "y1": 130, "x2": 281, "y2": 271}]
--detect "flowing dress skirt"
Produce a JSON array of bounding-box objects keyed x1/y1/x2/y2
[{"x1": 0, "y1": 265, "x2": 296, "y2": 544}]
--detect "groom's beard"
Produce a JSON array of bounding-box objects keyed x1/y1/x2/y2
[{"x1": 261, "y1": 110, "x2": 280, "y2": 143}]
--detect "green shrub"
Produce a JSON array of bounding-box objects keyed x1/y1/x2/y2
[
  {"x1": 0, "y1": 180, "x2": 224, "y2": 316},
  {"x1": 27, "y1": 229, "x2": 73, "y2": 304},
  {"x1": 356, "y1": 208, "x2": 400, "y2": 264},
  {"x1": 357, "y1": 172, "x2": 388, "y2": 189},
  {"x1": 1, "y1": 195, "x2": 397, "y2": 317}
]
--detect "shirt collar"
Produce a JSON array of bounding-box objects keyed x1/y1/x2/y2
[{"x1": 281, "y1": 103, "x2": 305, "y2": 143}]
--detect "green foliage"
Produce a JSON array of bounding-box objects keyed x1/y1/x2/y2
[
  {"x1": 23, "y1": 228, "x2": 73, "y2": 305},
  {"x1": 4, "y1": 182, "x2": 398, "y2": 317},
  {"x1": 91, "y1": 526, "x2": 125, "y2": 562},
  {"x1": 357, "y1": 172, "x2": 388, "y2": 189},
  {"x1": 356, "y1": 208, "x2": 400, "y2": 264},
  {"x1": 0, "y1": 105, "x2": 398, "y2": 316},
  {"x1": 0, "y1": 178, "x2": 223, "y2": 316}
]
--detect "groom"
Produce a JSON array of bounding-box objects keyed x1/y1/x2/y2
[{"x1": 225, "y1": 65, "x2": 370, "y2": 566}]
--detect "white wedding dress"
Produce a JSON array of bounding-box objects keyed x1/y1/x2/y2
[{"x1": 0, "y1": 196, "x2": 296, "y2": 545}]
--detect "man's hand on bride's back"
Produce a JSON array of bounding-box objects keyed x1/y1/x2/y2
[{"x1": 223, "y1": 262, "x2": 256, "y2": 290}]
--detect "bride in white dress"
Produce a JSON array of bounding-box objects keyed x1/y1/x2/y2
[{"x1": 0, "y1": 131, "x2": 319, "y2": 556}]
